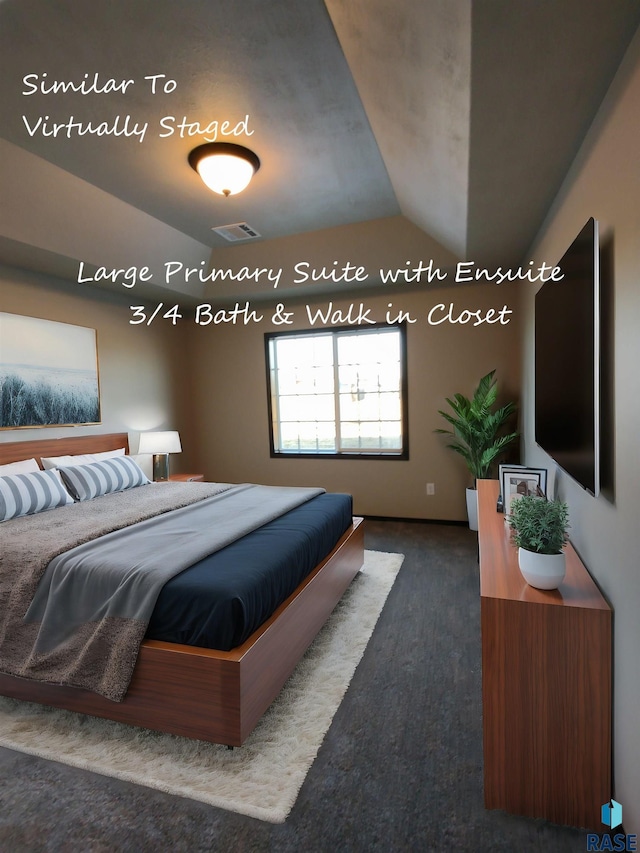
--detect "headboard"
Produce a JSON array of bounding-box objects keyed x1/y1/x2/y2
[{"x1": 0, "y1": 433, "x2": 130, "y2": 468}]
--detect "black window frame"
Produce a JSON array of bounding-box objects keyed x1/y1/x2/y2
[{"x1": 264, "y1": 322, "x2": 409, "y2": 460}]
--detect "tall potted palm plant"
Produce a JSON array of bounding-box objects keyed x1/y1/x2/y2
[{"x1": 436, "y1": 370, "x2": 518, "y2": 529}]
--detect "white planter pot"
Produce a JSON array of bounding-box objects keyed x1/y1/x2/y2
[
  {"x1": 466, "y1": 487, "x2": 478, "y2": 531},
  {"x1": 518, "y1": 547, "x2": 566, "y2": 590}
]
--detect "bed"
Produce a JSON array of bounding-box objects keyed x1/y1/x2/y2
[{"x1": 0, "y1": 433, "x2": 364, "y2": 746}]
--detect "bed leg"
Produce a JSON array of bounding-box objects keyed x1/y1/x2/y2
[{"x1": 227, "y1": 745, "x2": 234, "y2": 751}]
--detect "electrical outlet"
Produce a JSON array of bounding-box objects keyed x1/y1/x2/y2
[{"x1": 426, "y1": 482, "x2": 435, "y2": 495}]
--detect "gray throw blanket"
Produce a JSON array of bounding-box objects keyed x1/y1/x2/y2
[{"x1": 0, "y1": 481, "x2": 323, "y2": 701}]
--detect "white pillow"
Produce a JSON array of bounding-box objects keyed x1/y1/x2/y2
[
  {"x1": 0, "y1": 457, "x2": 40, "y2": 475},
  {"x1": 41, "y1": 447, "x2": 126, "y2": 470},
  {"x1": 0, "y1": 469, "x2": 74, "y2": 522}
]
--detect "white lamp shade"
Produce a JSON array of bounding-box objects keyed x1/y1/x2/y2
[
  {"x1": 196, "y1": 153, "x2": 256, "y2": 196},
  {"x1": 189, "y1": 143, "x2": 260, "y2": 197},
  {"x1": 138, "y1": 430, "x2": 182, "y2": 454}
]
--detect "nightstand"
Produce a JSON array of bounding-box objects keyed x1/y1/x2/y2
[{"x1": 168, "y1": 473, "x2": 204, "y2": 482}]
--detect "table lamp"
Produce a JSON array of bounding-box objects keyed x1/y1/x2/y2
[{"x1": 138, "y1": 430, "x2": 182, "y2": 481}]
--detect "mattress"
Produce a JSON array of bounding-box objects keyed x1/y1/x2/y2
[{"x1": 146, "y1": 492, "x2": 353, "y2": 650}]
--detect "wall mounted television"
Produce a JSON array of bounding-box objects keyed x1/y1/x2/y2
[{"x1": 535, "y1": 217, "x2": 600, "y2": 496}]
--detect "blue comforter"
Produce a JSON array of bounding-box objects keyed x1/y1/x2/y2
[{"x1": 146, "y1": 492, "x2": 353, "y2": 650}]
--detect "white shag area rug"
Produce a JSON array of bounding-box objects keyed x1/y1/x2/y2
[{"x1": 0, "y1": 549, "x2": 403, "y2": 824}]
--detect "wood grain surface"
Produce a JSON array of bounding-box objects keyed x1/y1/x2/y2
[{"x1": 478, "y1": 479, "x2": 611, "y2": 830}]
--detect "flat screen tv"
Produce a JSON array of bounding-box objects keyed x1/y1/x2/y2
[{"x1": 535, "y1": 217, "x2": 600, "y2": 495}]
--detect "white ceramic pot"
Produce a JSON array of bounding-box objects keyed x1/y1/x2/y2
[
  {"x1": 518, "y1": 547, "x2": 566, "y2": 590},
  {"x1": 466, "y1": 487, "x2": 478, "y2": 531}
]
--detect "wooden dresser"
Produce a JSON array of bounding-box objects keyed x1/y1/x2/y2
[{"x1": 477, "y1": 479, "x2": 611, "y2": 830}]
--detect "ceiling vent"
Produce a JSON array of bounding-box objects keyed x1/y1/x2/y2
[{"x1": 212, "y1": 222, "x2": 262, "y2": 242}]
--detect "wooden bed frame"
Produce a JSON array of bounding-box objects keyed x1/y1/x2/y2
[{"x1": 0, "y1": 433, "x2": 364, "y2": 746}]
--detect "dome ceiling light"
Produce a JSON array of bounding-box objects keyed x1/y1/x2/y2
[{"x1": 188, "y1": 142, "x2": 261, "y2": 197}]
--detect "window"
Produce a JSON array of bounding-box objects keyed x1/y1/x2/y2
[{"x1": 265, "y1": 324, "x2": 408, "y2": 458}]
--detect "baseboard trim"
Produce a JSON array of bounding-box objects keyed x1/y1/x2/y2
[{"x1": 362, "y1": 515, "x2": 468, "y2": 527}]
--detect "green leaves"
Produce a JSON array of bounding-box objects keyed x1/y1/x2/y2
[
  {"x1": 435, "y1": 370, "x2": 518, "y2": 481},
  {"x1": 508, "y1": 496, "x2": 569, "y2": 555}
]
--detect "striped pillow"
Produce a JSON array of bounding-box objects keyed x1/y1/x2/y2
[
  {"x1": 0, "y1": 469, "x2": 74, "y2": 522},
  {"x1": 59, "y1": 455, "x2": 150, "y2": 502}
]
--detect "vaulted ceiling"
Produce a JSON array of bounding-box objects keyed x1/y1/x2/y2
[{"x1": 1, "y1": 0, "x2": 639, "y2": 302}]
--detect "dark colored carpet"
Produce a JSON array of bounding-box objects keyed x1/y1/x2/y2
[{"x1": 0, "y1": 520, "x2": 590, "y2": 852}]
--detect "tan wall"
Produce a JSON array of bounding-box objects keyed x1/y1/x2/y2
[
  {"x1": 0, "y1": 265, "x2": 196, "y2": 475},
  {"x1": 186, "y1": 283, "x2": 522, "y2": 520},
  {"x1": 521, "y1": 30, "x2": 640, "y2": 834},
  {"x1": 1, "y1": 262, "x2": 521, "y2": 516}
]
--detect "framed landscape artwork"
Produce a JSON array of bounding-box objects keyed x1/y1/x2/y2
[{"x1": 0, "y1": 313, "x2": 101, "y2": 428}]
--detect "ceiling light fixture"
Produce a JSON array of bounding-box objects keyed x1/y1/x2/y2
[{"x1": 188, "y1": 142, "x2": 261, "y2": 197}]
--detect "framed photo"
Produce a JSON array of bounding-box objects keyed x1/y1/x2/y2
[
  {"x1": 500, "y1": 465, "x2": 548, "y2": 516},
  {"x1": 0, "y1": 312, "x2": 101, "y2": 428}
]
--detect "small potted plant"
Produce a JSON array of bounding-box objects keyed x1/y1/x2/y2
[
  {"x1": 508, "y1": 495, "x2": 570, "y2": 589},
  {"x1": 436, "y1": 370, "x2": 518, "y2": 530}
]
